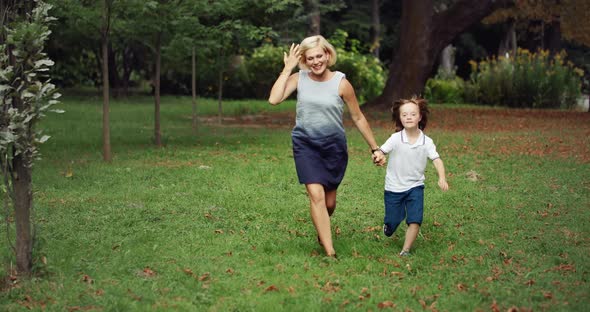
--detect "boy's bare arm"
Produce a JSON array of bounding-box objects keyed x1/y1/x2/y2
[{"x1": 433, "y1": 158, "x2": 449, "y2": 191}]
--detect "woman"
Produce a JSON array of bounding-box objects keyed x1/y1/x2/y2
[{"x1": 269, "y1": 35, "x2": 384, "y2": 257}]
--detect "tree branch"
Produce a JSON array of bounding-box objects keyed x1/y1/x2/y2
[{"x1": 432, "y1": 0, "x2": 512, "y2": 48}]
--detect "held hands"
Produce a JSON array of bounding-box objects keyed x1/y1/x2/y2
[
  {"x1": 283, "y1": 43, "x2": 300, "y2": 73},
  {"x1": 372, "y1": 150, "x2": 386, "y2": 166}
]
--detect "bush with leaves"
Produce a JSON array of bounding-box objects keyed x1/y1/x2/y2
[
  {"x1": 465, "y1": 49, "x2": 583, "y2": 109},
  {"x1": 242, "y1": 30, "x2": 386, "y2": 102},
  {"x1": 1, "y1": 0, "x2": 61, "y2": 273},
  {"x1": 1, "y1": 4, "x2": 61, "y2": 160},
  {"x1": 242, "y1": 44, "x2": 285, "y2": 99},
  {"x1": 424, "y1": 69, "x2": 465, "y2": 104},
  {"x1": 329, "y1": 30, "x2": 386, "y2": 103}
]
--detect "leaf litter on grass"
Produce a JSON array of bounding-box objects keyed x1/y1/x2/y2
[
  {"x1": 218, "y1": 107, "x2": 590, "y2": 163},
  {"x1": 6, "y1": 103, "x2": 589, "y2": 312}
]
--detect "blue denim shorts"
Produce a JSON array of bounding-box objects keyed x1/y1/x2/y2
[{"x1": 383, "y1": 185, "x2": 425, "y2": 232}]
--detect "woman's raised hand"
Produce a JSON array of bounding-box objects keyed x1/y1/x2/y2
[{"x1": 283, "y1": 43, "x2": 300, "y2": 72}]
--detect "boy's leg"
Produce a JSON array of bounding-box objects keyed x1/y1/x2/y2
[
  {"x1": 401, "y1": 186, "x2": 425, "y2": 253},
  {"x1": 384, "y1": 190, "x2": 406, "y2": 237},
  {"x1": 402, "y1": 223, "x2": 420, "y2": 252}
]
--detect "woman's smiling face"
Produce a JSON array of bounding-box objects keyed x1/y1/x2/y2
[{"x1": 304, "y1": 46, "x2": 329, "y2": 76}]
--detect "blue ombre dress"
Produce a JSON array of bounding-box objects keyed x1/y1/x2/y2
[{"x1": 291, "y1": 70, "x2": 348, "y2": 191}]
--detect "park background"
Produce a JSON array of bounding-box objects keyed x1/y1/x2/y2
[{"x1": 1, "y1": 0, "x2": 589, "y2": 311}]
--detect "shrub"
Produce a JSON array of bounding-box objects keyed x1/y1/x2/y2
[
  {"x1": 465, "y1": 49, "x2": 583, "y2": 109},
  {"x1": 329, "y1": 30, "x2": 386, "y2": 103},
  {"x1": 242, "y1": 30, "x2": 386, "y2": 102},
  {"x1": 243, "y1": 44, "x2": 285, "y2": 99},
  {"x1": 424, "y1": 70, "x2": 465, "y2": 104}
]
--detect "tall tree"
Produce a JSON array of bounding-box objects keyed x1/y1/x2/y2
[
  {"x1": 101, "y1": 0, "x2": 112, "y2": 162},
  {"x1": 0, "y1": 0, "x2": 60, "y2": 275},
  {"x1": 367, "y1": 0, "x2": 510, "y2": 108},
  {"x1": 370, "y1": 0, "x2": 381, "y2": 58},
  {"x1": 484, "y1": 0, "x2": 590, "y2": 53},
  {"x1": 129, "y1": 0, "x2": 181, "y2": 146},
  {"x1": 308, "y1": 0, "x2": 320, "y2": 35},
  {"x1": 165, "y1": 0, "x2": 209, "y2": 131}
]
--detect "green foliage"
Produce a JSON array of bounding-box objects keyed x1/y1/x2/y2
[
  {"x1": 465, "y1": 49, "x2": 584, "y2": 108},
  {"x1": 329, "y1": 30, "x2": 386, "y2": 103},
  {"x1": 243, "y1": 44, "x2": 285, "y2": 98},
  {"x1": 0, "y1": 1, "x2": 61, "y2": 167},
  {"x1": 238, "y1": 30, "x2": 386, "y2": 101},
  {"x1": 424, "y1": 70, "x2": 465, "y2": 104}
]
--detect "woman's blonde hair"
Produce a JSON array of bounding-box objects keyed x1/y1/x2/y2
[{"x1": 298, "y1": 35, "x2": 337, "y2": 70}]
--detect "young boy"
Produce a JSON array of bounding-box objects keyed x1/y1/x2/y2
[{"x1": 373, "y1": 96, "x2": 449, "y2": 256}]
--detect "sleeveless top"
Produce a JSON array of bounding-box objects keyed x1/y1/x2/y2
[{"x1": 292, "y1": 70, "x2": 346, "y2": 139}]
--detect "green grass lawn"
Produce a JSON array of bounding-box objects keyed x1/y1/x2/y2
[{"x1": 1, "y1": 95, "x2": 589, "y2": 311}]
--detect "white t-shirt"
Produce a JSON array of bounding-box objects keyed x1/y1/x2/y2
[{"x1": 380, "y1": 129, "x2": 440, "y2": 192}]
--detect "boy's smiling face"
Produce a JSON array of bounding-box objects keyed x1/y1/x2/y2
[{"x1": 399, "y1": 102, "x2": 422, "y2": 130}]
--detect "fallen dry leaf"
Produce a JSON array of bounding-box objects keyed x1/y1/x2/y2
[
  {"x1": 321, "y1": 281, "x2": 341, "y2": 293},
  {"x1": 81, "y1": 274, "x2": 93, "y2": 284},
  {"x1": 491, "y1": 300, "x2": 500, "y2": 312},
  {"x1": 465, "y1": 170, "x2": 481, "y2": 181},
  {"x1": 378, "y1": 300, "x2": 396, "y2": 309},
  {"x1": 198, "y1": 272, "x2": 210, "y2": 281},
  {"x1": 142, "y1": 267, "x2": 155, "y2": 277},
  {"x1": 340, "y1": 299, "x2": 350, "y2": 308},
  {"x1": 362, "y1": 226, "x2": 381, "y2": 232},
  {"x1": 419, "y1": 299, "x2": 427, "y2": 309},
  {"x1": 456, "y1": 283, "x2": 468, "y2": 291}
]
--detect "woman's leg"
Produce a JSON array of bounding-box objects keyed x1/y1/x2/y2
[
  {"x1": 306, "y1": 183, "x2": 336, "y2": 256},
  {"x1": 325, "y1": 188, "x2": 337, "y2": 217}
]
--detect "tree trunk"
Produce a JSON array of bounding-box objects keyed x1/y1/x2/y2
[
  {"x1": 120, "y1": 46, "x2": 134, "y2": 97},
  {"x1": 217, "y1": 66, "x2": 223, "y2": 125},
  {"x1": 10, "y1": 51, "x2": 33, "y2": 274},
  {"x1": 154, "y1": 32, "x2": 162, "y2": 146},
  {"x1": 498, "y1": 20, "x2": 517, "y2": 58},
  {"x1": 107, "y1": 43, "x2": 121, "y2": 98},
  {"x1": 370, "y1": 0, "x2": 381, "y2": 58},
  {"x1": 13, "y1": 153, "x2": 32, "y2": 275},
  {"x1": 102, "y1": 0, "x2": 111, "y2": 162},
  {"x1": 4, "y1": 0, "x2": 34, "y2": 276},
  {"x1": 308, "y1": 0, "x2": 320, "y2": 36},
  {"x1": 366, "y1": 0, "x2": 510, "y2": 108},
  {"x1": 545, "y1": 21, "x2": 562, "y2": 55},
  {"x1": 192, "y1": 47, "x2": 198, "y2": 132}
]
